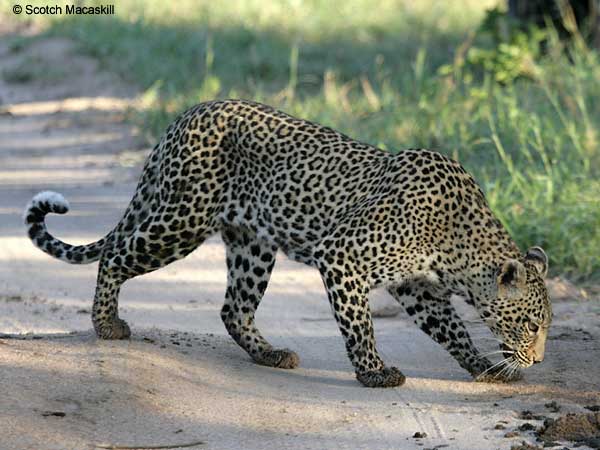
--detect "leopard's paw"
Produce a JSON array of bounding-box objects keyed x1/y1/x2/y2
[
  {"x1": 255, "y1": 348, "x2": 300, "y2": 369},
  {"x1": 356, "y1": 366, "x2": 406, "y2": 388},
  {"x1": 95, "y1": 318, "x2": 131, "y2": 340}
]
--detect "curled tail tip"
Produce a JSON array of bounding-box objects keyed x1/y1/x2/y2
[
  {"x1": 33, "y1": 191, "x2": 70, "y2": 210},
  {"x1": 24, "y1": 191, "x2": 70, "y2": 224},
  {"x1": 23, "y1": 191, "x2": 104, "y2": 264}
]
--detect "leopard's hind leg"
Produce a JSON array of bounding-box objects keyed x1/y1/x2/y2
[
  {"x1": 220, "y1": 226, "x2": 299, "y2": 369},
  {"x1": 83, "y1": 102, "x2": 232, "y2": 338},
  {"x1": 92, "y1": 210, "x2": 218, "y2": 339},
  {"x1": 92, "y1": 254, "x2": 132, "y2": 339},
  {"x1": 91, "y1": 166, "x2": 222, "y2": 338}
]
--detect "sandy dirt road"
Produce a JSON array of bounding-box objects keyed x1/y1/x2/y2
[{"x1": 1, "y1": 26, "x2": 599, "y2": 450}]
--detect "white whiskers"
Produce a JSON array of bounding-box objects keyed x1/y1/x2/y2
[{"x1": 475, "y1": 356, "x2": 513, "y2": 381}]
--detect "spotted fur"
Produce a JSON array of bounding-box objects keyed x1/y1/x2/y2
[{"x1": 24, "y1": 99, "x2": 552, "y2": 387}]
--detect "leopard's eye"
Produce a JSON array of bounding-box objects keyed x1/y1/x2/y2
[{"x1": 527, "y1": 321, "x2": 540, "y2": 333}]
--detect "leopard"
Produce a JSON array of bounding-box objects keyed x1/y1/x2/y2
[{"x1": 24, "y1": 99, "x2": 552, "y2": 388}]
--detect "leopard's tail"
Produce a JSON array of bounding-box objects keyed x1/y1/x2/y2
[{"x1": 24, "y1": 191, "x2": 108, "y2": 264}]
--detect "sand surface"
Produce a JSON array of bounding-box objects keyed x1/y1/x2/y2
[{"x1": 1, "y1": 23, "x2": 599, "y2": 450}]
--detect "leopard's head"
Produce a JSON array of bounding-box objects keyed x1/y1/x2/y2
[{"x1": 487, "y1": 247, "x2": 551, "y2": 368}]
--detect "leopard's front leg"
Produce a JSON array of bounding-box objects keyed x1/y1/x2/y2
[
  {"x1": 388, "y1": 282, "x2": 520, "y2": 382},
  {"x1": 317, "y1": 260, "x2": 405, "y2": 388}
]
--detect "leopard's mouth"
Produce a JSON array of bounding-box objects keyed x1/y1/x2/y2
[{"x1": 500, "y1": 343, "x2": 534, "y2": 368}]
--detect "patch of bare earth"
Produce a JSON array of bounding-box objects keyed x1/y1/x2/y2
[
  {"x1": 0, "y1": 21, "x2": 146, "y2": 196},
  {"x1": 539, "y1": 412, "x2": 600, "y2": 448}
]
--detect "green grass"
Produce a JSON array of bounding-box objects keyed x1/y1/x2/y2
[{"x1": 4, "y1": 0, "x2": 599, "y2": 280}]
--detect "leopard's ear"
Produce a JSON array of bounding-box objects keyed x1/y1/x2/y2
[
  {"x1": 525, "y1": 246, "x2": 548, "y2": 278},
  {"x1": 497, "y1": 259, "x2": 527, "y2": 298}
]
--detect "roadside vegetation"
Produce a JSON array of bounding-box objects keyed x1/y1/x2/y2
[{"x1": 4, "y1": 0, "x2": 599, "y2": 280}]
